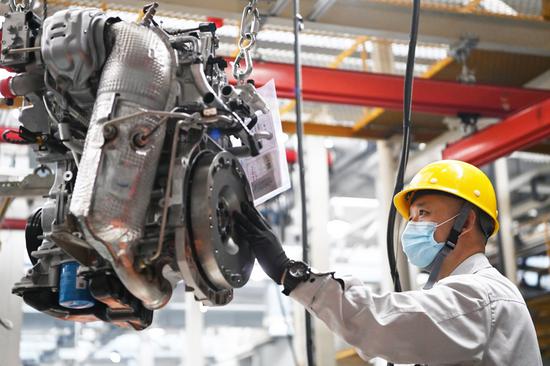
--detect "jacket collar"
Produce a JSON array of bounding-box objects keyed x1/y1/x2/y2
[{"x1": 449, "y1": 253, "x2": 493, "y2": 276}]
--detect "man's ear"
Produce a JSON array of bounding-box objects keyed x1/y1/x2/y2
[{"x1": 460, "y1": 209, "x2": 477, "y2": 236}]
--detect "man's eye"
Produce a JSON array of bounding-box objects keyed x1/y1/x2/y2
[{"x1": 419, "y1": 210, "x2": 428, "y2": 216}]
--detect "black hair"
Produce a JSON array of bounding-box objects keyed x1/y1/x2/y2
[{"x1": 408, "y1": 189, "x2": 495, "y2": 243}]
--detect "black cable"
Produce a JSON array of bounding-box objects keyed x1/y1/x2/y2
[
  {"x1": 387, "y1": 0, "x2": 421, "y2": 292},
  {"x1": 385, "y1": 0, "x2": 420, "y2": 364},
  {"x1": 292, "y1": 0, "x2": 315, "y2": 365}
]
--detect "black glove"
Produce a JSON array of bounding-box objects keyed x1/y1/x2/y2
[{"x1": 233, "y1": 203, "x2": 290, "y2": 284}]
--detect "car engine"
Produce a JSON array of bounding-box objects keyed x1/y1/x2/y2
[{"x1": 2, "y1": 1, "x2": 270, "y2": 330}]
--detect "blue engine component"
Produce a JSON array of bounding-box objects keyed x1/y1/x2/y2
[
  {"x1": 208, "y1": 128, "x2": 222, "y2": 142},
  {"x1": 59, "y1": 261, "x2": 95, "y2": 309}
]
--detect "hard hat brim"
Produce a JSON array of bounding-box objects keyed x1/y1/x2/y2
[{"x1": 393, "y1": 185, "x2": 500, "y2": 237}]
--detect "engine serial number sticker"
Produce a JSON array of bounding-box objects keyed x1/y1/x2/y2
[{"x1": 240, "y1": 79, "x2": 291, "y2": 206}]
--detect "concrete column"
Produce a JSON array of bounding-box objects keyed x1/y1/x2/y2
[
  {"x1": 184, "y1": 292, "x2": 204, "y2": 366},
  {"x1": 0, "y1": 230, "x2": 25, "y2": 366},
  {"x1": 138, "y1": 331, "x2": 155, "y2": 366},
  {"x1": 264, "y1": 284, "x2": 296, "y2": 365},
  {"x1": 266, "y1": 283, "x2": 291, "y2": 336},
  {"x1": 371, "y1": 43, "x2": 400, "y2": 366},
  {"x1": 395, "y1": 223, "x2": 413, "y2": 291},
  {"x1": 292, "y1": 300, "x2": 307, "y2": 366},
  {"x1": 371, "y1": 40, "x2": 395, "y2": 74},
  {"x1": 375, "y1": 141, "x2": 397, "y2": 293},
  {"x1": 374, "y1": 141, "x2": 412, "y2": 292},
  {"x1": 305, "y1": 136, "x2": 335, "y2": 366},
  {"x1": 369, "y1": 35, "x2": 400, "y2": 292},
  {"x1": 494, "y1": 158, "x2": 517, "y2": 283}
]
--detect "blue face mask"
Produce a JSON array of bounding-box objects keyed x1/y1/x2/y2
[{"x1": 401, "y1": 214, "x2": 459, "y2": 269}]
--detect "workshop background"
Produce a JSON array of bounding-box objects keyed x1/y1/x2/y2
[{"x1": 0, "y1": 0, "x2": 549, "y2": 365}]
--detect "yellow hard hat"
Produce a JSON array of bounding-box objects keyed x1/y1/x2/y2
[{"x1": 393, "y1": 160, "x2": 499, "y2": 236}]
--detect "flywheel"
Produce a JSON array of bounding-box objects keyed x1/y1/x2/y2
[{"x1": 188, "y1": 151, "x2": 255, "y2": 290}]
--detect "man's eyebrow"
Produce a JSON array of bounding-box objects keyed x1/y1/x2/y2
[{"x1": 411, "y1": 200, "x2": 428, "y2": 208}]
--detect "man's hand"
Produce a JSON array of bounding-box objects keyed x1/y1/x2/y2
[{"x1": 233, "y1": 203, "x2": 290, "y2": 284}]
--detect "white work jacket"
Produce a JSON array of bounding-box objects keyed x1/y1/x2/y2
[{"x1": 291, "y1": 253, "x2": 542, "y2": 365}]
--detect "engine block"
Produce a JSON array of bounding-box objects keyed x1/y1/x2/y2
[{"x1": 3, "y1": 4, "x2": 268, "y2": 330}]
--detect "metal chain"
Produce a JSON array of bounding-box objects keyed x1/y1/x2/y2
[
  {"x1": 8, "y1": 0, "x2": 34, "y2": 12},
  {"x1": 232, "y1": 0, "x2": 260, "y2": 83}
]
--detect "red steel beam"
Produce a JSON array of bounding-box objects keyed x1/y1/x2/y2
[
  {"x1": 442, "y1": 98, "x2": 550, "y2": 166},
  {"x1": 0, "y1": 126, "x2": 22, "y2": 143},
  {"x1": 0, "y1": 218, "x2": 26, "y2": 230},
  {"x1": 228, "y1": 60, "x2": 550, "y2": 119}
]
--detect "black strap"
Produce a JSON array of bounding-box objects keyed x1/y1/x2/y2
[
  {"x1": 424, "y1": 202, "x2": 472, "y2": 290},
  {"x1": 281, "y1": 261, "x2": 312, "y2": 296}
]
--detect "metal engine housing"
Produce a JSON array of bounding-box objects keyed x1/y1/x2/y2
[{"x1": 6, "y1": 5, "x2": 269, "y2": 329}]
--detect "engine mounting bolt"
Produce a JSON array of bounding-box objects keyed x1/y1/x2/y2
[
  {"x1": 102, "y1": 125, "x2": 118, "y2": 141},
  {"x1": 133, "y1": 133, "x2": 148, "y2": 148}
]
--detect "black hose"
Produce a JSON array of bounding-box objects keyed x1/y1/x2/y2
[{"x1": 386, "y1": 0, "x2": 421, "y2": 363}]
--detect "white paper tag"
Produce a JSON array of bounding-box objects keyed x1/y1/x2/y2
[{"x1": 240, "y1": 79, "x2": 291, "y2": 206}]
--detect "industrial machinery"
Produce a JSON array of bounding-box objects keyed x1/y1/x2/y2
[{"x1": 1, "y1": 1, "x2": 269, "y2": 329}]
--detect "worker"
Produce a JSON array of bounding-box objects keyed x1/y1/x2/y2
[{"x1": 233, "y1": 160, "x2": 542, "y2": 365}]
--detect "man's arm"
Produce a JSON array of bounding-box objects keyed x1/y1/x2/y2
[
  {"x1": 233, "y1": 204, "x2": 491, "y2": 364},
  {"x1": 291, "y1": 272, "x2": 491, "y2": 364}
]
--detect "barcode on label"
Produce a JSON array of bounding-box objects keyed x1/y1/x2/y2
[
  {"x1": 262, "y1": 154, "x2": 273, "y2": 171},
  {"x1": 252, "y1": 170, "x2": 277, "y2": 198}
]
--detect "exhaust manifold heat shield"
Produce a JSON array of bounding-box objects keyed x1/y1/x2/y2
[{"x1": 70, "y1": 21, "x2": 177, "y2": 309}]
